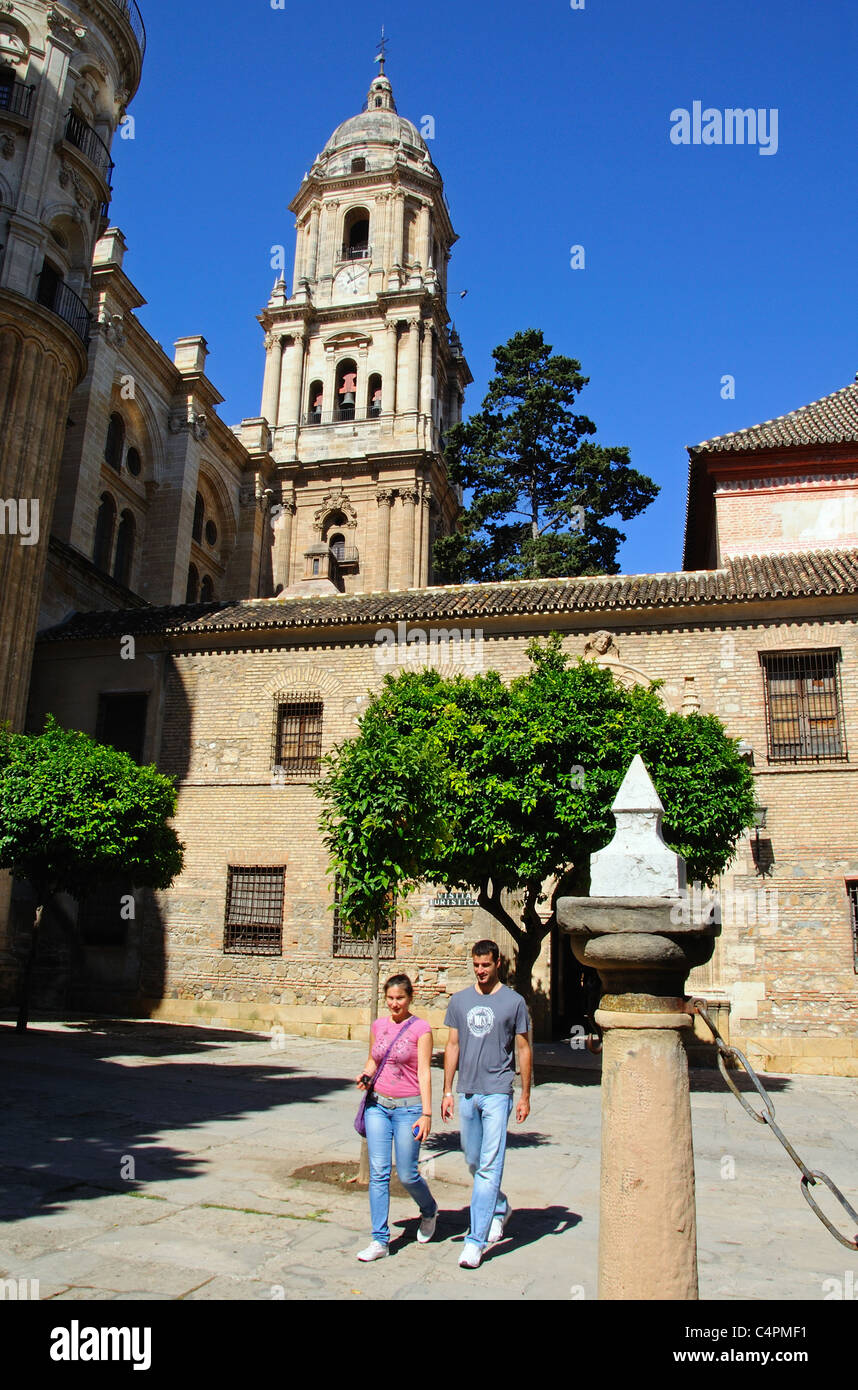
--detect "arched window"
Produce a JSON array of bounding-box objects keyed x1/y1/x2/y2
[
  {"x1": 126, "y1": 446, "x2": 142, "y2": 477},
  {"x1": 192, "y1": 492, "x2": 204, "y2": 543},
  {"x1": 113, "y1": 509, "x2": 135, "y2": 587},
  {"x1": 343, "y1": 208, "x2": 369, "y2": 260},
  {"x1": 367, "y1": 373, "x2": 382, "y2": 417},
  {"x1": 335, "y1": 359, "x2": 357, "y2": 421},
  {"x1": 329, "y1": 533, "x2": 346, "y2": 561},
  {"x1": 93, "y1": 492, "x2": 116, "y2": 571},
  {"x1": 104, "y1": 413, "x2": 125, "y2": 472},
  {"x1": 200, "y1": 575, "x2": 214, "y2": 602},
  {"x1": 186, "y1": 564, "x2": 199, "y2": 604},
  {"x1": 351, "y1": 157, "x2": 366, "y2": 173},
  {"x1": 307, "y1": 380, "x2": 323, "y2": 424}
]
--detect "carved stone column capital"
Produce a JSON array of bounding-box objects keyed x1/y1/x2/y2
[{"x1": 376, "y1": 488, "x2": 395, "y2": 507}]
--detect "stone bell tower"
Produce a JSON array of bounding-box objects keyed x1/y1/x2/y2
[{"x1": 240, "y1": 61, "x2": 472, "y2": 595}]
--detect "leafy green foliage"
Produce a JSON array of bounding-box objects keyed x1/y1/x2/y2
[
  {"x1": 0, "y1": 715, "x2": 184, "y2": 898},
  {"x1": 317, "y1": 639, "x2": 756, "y2": 991},
  {"x1": 434, "y1": 329, "x2": 659, "y2": 582}
]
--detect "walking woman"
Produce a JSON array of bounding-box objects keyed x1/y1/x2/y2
[{"x1": 355, "y1": 974, "x2": 437, "y2": 1260}]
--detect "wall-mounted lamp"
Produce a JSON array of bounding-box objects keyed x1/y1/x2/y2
[
  {"x1": 752, "y1": 805, "x2": 768, "y2": 846},
  {"x1": 737, "y1": 740, "x2": 754, "y2": 764}
]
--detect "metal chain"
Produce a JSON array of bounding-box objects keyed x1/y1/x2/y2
[{"x1": 689, "y1": 999, "x2": 858, "y2": 1251}]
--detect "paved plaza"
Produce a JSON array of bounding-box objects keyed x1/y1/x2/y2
[{"x1": 1, "y1": 1019, "x2": 856, "y2": 1302}]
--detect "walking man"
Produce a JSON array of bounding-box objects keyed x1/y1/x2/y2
[{"x1": 441, "y1": 939, "x2": 532, "y2": 1268}]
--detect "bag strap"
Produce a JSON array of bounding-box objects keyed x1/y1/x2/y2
[{"x1": 370, "y1": 1016, "x2": 418, "y2": 1092}]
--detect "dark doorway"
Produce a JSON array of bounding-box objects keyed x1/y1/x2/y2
[{"x1": 550, "y1": 925, "x2": 601, "y2": 1040}]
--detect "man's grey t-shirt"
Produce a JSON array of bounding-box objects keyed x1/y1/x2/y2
[{"x1": 444, "y1": 984, "x2": 530, "y2": 1095}]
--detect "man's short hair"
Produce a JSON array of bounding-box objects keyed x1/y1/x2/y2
[{"x1": 471, "y1": 939, "x2": 500, "y2": 962}]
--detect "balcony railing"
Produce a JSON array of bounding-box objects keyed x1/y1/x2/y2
[
  {"x1": 64, "y1": 110, "x2": 114, "y2": 186},
  {"x1": 0, "y1": 78, "x2": 35, "y2": 119},
  {"x1": 35, "y1": 269, "x2": 91, "y2": 347},
  {"x1": 339, "y1": 243, "x2": 371, "y2": 261},
  {"x1": 304, "y1": 406, "x2": 384, "y2": 426},
  {"x1": 108, "y1": 0, "x2": 146, "y2": 57},
  {"x1": 331, "y1": 545, "x2": 359, "y2": 567}
]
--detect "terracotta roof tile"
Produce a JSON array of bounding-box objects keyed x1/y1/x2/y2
[
  {"x1": 692, "y1": 376, "x2": 858, "y2": 454},
  {"x1": 36, "y1": 548, "x2": 858, "y2": 645}
]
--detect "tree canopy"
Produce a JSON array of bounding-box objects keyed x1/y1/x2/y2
[
  {"x1": 317, "y1": 638, "x2": 756, "y2": 997},
  {"x1": 0, "y1": 716, "x2": 185, "y2": 1032},
  {"x1": 434, "y1": 329, "x2": 659, "y2": 583},
  {"x1": 0, "y1": 716, "x2": 184, "y2": 897}
]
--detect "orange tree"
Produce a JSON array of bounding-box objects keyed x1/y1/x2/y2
[
  {"x1": 0, "y1": 716, "x2": 184, "y2": 1032},
  {"x1": 318, "y1": 637, "x2": 756, "y2": 1001}
]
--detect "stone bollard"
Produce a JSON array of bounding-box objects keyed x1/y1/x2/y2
[{"x1": 558, "y1": 755, "x2": 717, "y2": 1300}]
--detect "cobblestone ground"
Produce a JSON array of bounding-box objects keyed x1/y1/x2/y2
[{"x1": 1, "y1": 1020, "x2": 856, "y2": 1302}]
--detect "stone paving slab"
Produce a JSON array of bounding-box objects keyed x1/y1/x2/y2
[{"x1": 1, "y1": 1018, "x2": 857, "y2": 1302}]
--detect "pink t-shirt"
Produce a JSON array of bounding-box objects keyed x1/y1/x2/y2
[{"x1": 370, "y1": 1016, "x2": 431, "y2": 1098}]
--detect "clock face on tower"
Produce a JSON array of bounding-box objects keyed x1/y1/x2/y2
[{"x1": 333, "y1": 263, "x2": 370, "y2": 302}]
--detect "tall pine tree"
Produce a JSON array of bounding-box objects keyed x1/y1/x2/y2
[{"x1": 434, "y1": 329, "x2": 659, "y2": 582}]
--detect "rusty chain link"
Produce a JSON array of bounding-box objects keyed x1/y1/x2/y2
[{"x1": 689, "y1": 999, "x2": 858, "y2": 1251}]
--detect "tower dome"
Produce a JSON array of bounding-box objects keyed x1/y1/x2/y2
[{"x1": 318, "y1": 71, "x2": 432, "y2": 175}]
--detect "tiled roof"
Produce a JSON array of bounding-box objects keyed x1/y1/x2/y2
[
  {"x1": 37, "y1": 549, "x2": 858, "y2": 644},
  {"x1": 691, "y1": 376, "x2": 858, "y2": 454}
]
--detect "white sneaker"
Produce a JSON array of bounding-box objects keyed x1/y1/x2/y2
[
  {"x1": 416, "y1": 1211, "x2": 437, "y2": 1244},
  {"x1": 488, "y1": 1208, "x2": 510, "y2": 1244},
  {"x1": 357, "y1": 1240, "x2": 389, "y2": 1262},
  {"x1": 458, "y1": 1241, "x2": 483, "y2": 1269}
]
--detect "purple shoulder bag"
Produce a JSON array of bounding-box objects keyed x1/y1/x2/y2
[{"x1": 354, "y1": 1016, "x2": 418, "y2": 1137}]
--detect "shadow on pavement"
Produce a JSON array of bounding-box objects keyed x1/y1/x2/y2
[{"x1": 0, "y1": 1018, "x2": 355, "y2": 1222}]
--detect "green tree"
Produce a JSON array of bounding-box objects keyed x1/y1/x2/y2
[
  {"x1": 434, "y1": 329, "x2": 659, "y2": 583},
  {"x1": 0, "y1": 716, "x2": 185, "y2": 1033},
  {"x1": 318, "y1": 639, "x2": 756, "y2": 1001}
]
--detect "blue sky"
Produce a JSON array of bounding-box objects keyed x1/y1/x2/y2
[{"x1": 113, "y1": 0, "x2": 857, "y2": 575}]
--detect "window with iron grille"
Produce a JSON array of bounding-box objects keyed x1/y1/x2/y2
[
  {"x1": 332, "y1": 874, "x2": 396, "y2": 959},
  {"x1": 760, "y1": 650, "x2": 847, "y2": 763},
  {"x1": 272, "y1": 692, "x2": 323, "y2": 778},
  {"x1": 848, "y1": 882, "x2": 858, "y2": 973},
  {"x1": 223, "y1": 866, "x2": 284, "y2": 955}
]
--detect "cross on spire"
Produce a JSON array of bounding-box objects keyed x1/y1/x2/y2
[{"x1": 375, "y1": 25, "x2": 388, "y2": 74}]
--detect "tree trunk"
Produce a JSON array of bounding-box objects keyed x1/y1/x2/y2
[
  {"x1": 511, "y1": 926, "x2": 545, "y2": 1005},
  {"x1": 16, "y1": 898, "x2": 44, "y2": 1035},
  {"x1": 357, "y1": 930, "x2": 382, "y2": 1186}
]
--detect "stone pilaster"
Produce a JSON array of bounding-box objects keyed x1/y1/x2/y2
[
  {"x1": 400, "y1": 486, "x2": 418, "y2": 588},
  {"x1": 375, "y1": 488, "x2": 394, "y2": 590}
]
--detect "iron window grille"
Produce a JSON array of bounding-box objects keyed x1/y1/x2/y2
[
  {"x1": 272, "y1": 692, "x2": 323, "y2": 779},
  {"x1": 223, "y1": 866, "x2": 284, "y2": 955},
  {"x1": 848, "y1": 882, "x2": 858, "y2": 973},
  {"x1": 332, "y1": 874, "x2": 396, "y2": 959},
  {"x1": 760, "y1": 650, "x2": 847, "y2": 763}
]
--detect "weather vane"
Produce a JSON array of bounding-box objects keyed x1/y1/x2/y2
[{"x1": 375, "y1": 25, "x2": 389, "y2": 74}]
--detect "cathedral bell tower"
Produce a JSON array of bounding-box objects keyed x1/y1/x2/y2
[{"x1": 241, "y1": 64, "x2": 472, "y2": 595}]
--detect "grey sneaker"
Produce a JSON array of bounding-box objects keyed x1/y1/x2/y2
[
  {"x1": 458, "y1": 1241, "x2": 483, "y2": 1269},
  {"x1": 488, "y1": 1208, "x2": 510, "y2": 1244},
  {"x1": 357, "y1": 1240, "x2": 389, "y2": 1262},
  {"x1": 417, "y1": 1211, "x2": 437, "y2": 1244}
]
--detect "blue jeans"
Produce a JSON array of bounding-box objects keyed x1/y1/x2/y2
[
  {"x1": 460, "y1": 1092, "x2": 514, "y2": 1249},
  {"x1": 364, "y1": 1097, "x2": 437, "y2": 1245}
]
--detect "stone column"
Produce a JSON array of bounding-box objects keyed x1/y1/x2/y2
[
  {"x1": 420, "y1": 320, "x2": 435, "y2": 421},
  {"x1": 400, "y1": 487, "x2": 418, "y2": 589},
  {"x1": 558, "y1": 755, "x2": 716, "y2": 1302},
  {"x1": 405, "y1": 318, "x2": 421, "y2": 415},
  {"x1": 285, "y1": 331, "x2": 306, "y2": 426},
  {"x1": 306, "y1": 203, "x2": 321, "y2": 282},
  {"x1": 392, "y1": 192, "x2": 405, "y2": 268},
  {"x1": 271, "y1": 498, "x2": 295, "y2": 593},
  {"x1": 261, "y1": 333, "x2": 283, "y2": 423},
  {"x1": 418, "y1": 486, "x2": 432, "y2": 586},
  {"x1": 375, "y1": 488, "x2": 394, "y2": 590},
  {"x1": 418, "y1": 202, "x2": 432, "y2": 269},
  {"x1": 382, "y1": 320, "x2": 398, "y2": 414}
]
